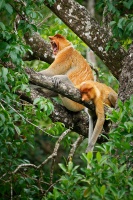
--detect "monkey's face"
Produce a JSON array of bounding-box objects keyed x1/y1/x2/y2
[
  {"x1": 49, "y1": 36, "x2": 59, "y2": 55},
  {"x1": 49, "y1": 34, "x2": 71, "y2": 55},
  {"x1": 76, "y1": 82, "x2": 95, "y2": 102}
]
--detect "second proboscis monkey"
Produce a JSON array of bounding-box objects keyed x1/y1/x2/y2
[
  {"x1": 39, "y1": 34, "x2": 94, "y2": 112},
  {"x1": 77, "y1": 80, "x2": 118, "y2": 152}
]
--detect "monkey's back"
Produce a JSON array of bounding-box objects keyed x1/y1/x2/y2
[
  {"x1": 67, "y1": 48, "x2": 94, "y2": 85},
  {"x1": 94, "y1": 81, "x2": 117, "y2": 107}
]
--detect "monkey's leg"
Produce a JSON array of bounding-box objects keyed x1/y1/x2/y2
[
  {"x1": 84, "y1": 108, "x2": 93, "y2": 143},
  {"x1": 108, "y1": 92, "x2": 118, "y2": 107},
  {"x1": 52, "y1": 75, "x2": 84, "y2": 112}
]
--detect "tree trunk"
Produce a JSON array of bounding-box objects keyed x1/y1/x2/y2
[{"x1": 119, "y1": 44, "x2": 133, "y2": 102}]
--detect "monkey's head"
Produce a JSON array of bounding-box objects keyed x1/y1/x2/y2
[
  {"x1": 76, "y1": 81, "x2": 95, "y2": 102},
  {"x1": 49, "y1": 34, "x2": 71, "y2": 55}
]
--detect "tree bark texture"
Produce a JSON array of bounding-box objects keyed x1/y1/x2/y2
[
  {"x1": 20, "y1": 77, "x2": 107, "y2": 143},
  {"x1": 24, "y1": 32, "x2": 54, "y2": 64},
  {"x1": 19, "y1": 81, "x2": 90, "y2": 137},
  {"x1": 23, "y1": 68, "x2": 111, "y2": 140},
  {"x1": 22, "y1": 0, "x2": 133, "y2": 139},
  {"x1": 45, "y1": 0, "x2": 126, "y2": 79},
  {"x1": 119, "y1": 44, "x2": 133, "y2": 102}
]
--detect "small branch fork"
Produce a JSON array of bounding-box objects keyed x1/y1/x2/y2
[
  {"x1": 12, "y1": 129, "x2": 71, "y2": 174},
  {"x1": 0, "y1": 129, "x2": 85, "y2": 196},
  {"x1": 68, "y1": 135, "x2": 84, "y2": 160}
]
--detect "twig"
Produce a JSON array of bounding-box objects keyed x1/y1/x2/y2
[
  {"x1": 13, "y1": 163, "x2": 37, "y2": 174},
  {"x1": 68, "y1": 135, "x2": 84, "y2": 160},
  {"x1": 1, "y1": 99, "x2": 58, "y2": 138},
  {"x1": 37, "y1": 13, "x2": 53, "y2": 27},
  {"x1": 10, "y1": 178, "x2": 13, "y2": 200},
  {"x1": 50, "y1": 158, "x2": 55, "y2": 185},
  {"x1": 37, "y1": 129, "x2": 71, "y2": 169},
  {"x1": 0, "y1": 102, "x2": 5, "y2": 110},
  {"x1": 0, "y1": 129, "x2": 71, "y2": 181},
  {"x1": 12, "y1": 129, "x2": 71, "y2": 174},
  {"x1": 44, "y1": 179, "x2": 61, "y2": 196}
]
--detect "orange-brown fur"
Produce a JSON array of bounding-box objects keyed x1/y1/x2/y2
[
  {"x1": 40, "y1": 34, "x2": 94, "y2": 111},
  {"x1": 77, "y1": 80, "x2": 118, "y2": 151}
]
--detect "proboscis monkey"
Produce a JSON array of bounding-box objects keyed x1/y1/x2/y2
[
  {"x1": 76, "y1": 80, "x2": 118, "y2": 152},
  {"x1": 39, "y1": 34, "x2": 94, "y2": 112}
]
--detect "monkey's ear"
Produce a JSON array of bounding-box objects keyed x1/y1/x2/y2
[
  {"x1": 81, "y1": 84, "x2": 93, "y2": 93},
  {"x1": 49, "y1": 36, "x2": 53, "y2": 40}
]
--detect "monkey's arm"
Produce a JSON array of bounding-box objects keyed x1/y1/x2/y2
[
  {"x1": 86, "y1": 100, "x2": 105, "y2": 152},
  {"x1": 37, "y1": 47, "x2": 73, "y2": 96},
  {"x1": 39, "y1": 46, "x2": 73, "y2": 76},
  {"x1": 84, "y1": 108, "x2": 94, "y2": 144}
]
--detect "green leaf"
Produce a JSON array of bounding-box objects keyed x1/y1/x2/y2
[
  {"x1": 124, "y1": 121, "x2": 133, "y2": 132},
  {"x1": 0, "y1": 42, "x2": 9, "y2": 51},
  {"x1": 2, "y1": 67, "x2": 8, "y2": 77},
  {"x1": 119, "y1": 164, "x2": 126, "y2": 173},
  {"x1": 0, "y1": 114, "x2": 6, "y2": 123},
  {"x1": 100, "y1": 185, "x2": 106, "y2": 196},
  {"x1": 33, "y1": 97, "x2": 40, "y2": 105},
  {"x1": 53, "y1": 188, "x2": 60, "y2": 199},
  {"x1": 0, "y1": 0, "x2": 5, "y2": 10},
  {"x1": 96, "y1": 152, "x2": 102, "y2": 163},
  {"x1": 58, "y1": 163, "x2": 67, "y2": 173},
  {"x1": 113, "y1": 42, "x2": 120, "y2": 50},
  {"x1": 0, "y1": 22, "x2": 5, "y2": 30},
  {"x1": 109, "y1": 21, "x2": 116, "y2": 26},
  {"x1": 117, "y1": 18, "x2": 125, "y2": 29},
  {"x1": 84, "y1": 188, "x2": 90, "y2": 197},
  {"x1": 30, "y1": 24, "x2": 37, "y2": 32},
  {"x1": 5, "y1": 3, "x2": 13, "y2": 14},
  {"x1": 125, "y1": 22, "x2": 133, "y2": 33},
  {"x1": 9, "y1": 51, "x2": 17, "y2": 63},
  {"x1": 67, "y1": 160, "x2": 73, "y2": 173},
  {"x1": 123, "y1": 0, "x2": 133, "y2": 9},
  {"x1": 87, "y1": 151, "x2": 93, "y2": 163}
]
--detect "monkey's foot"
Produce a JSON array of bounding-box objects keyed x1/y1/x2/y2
[{"x1": 52, "y1": 76, "x2": 61, "y2": 87}]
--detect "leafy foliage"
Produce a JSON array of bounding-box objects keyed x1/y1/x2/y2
[
  {"x1": 96, "y1": 0, "x2": 133, "y2": 50},
  {"x1": 44, "y1": 96, "x2": 133, "y2": 200},
  {"x1": 0, "y1": 0, "x2": 132, "y2": 199}
]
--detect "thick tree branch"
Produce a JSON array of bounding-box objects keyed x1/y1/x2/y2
[
  {"x1": 45, "y1": 0, "x2": 126, "y2": 79},
  {"x1": 19, "y1": 84, "x2": 90, "y2": 137},
  {"x1": 24, "y1": 32, "x2": 54, "y2": 64},
  {"x1": 119, "y1": 44, "x2": 133, "y2": 102},
  {"x1": 25, "y1": 68, "x2": 95, "y2": 111},
  {"x1": 24, "y1": 68, "x2": 112, "y2": 139},
  {"x1": 0, "y1": 60, "x2": 109, "y2": 139}
]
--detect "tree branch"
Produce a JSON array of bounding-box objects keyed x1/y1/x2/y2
[
  {"x1": 45, "y1": 0, "x2": 126, "y2": 79},
  {"x1": 24, "y1": 32, "x2": 54, "y2": 64},
  {"x1": 19, "y1": 86, "x2": 90, "y2": 137},
  {"x1": 24, "y1": 67, "x2": 111, "y2": 140},
  {"x1": 119, "y1": 44, "x2": 133, "y2": 102},
  {"x1": 25, "y1": 68, "x2": 95, "y2": 111}
]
